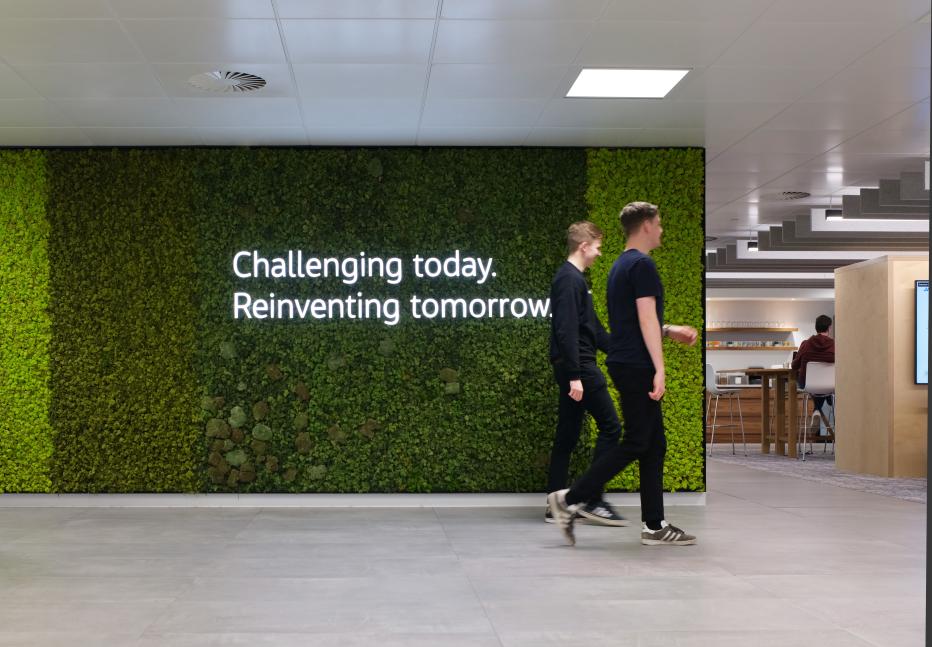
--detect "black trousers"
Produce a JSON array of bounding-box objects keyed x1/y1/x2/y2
[
  {"x1": 566, "y1": 364, "x2": 666, "y2": 524},
  {"x1": 547, "y1": 361, "x2": 622, "y2": 501}
]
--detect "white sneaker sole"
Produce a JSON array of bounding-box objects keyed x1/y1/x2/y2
[
  {"x1": 576, "y1": 510, "x2": 629, "y2": 527},
  {"x1": 640, "y1": 537, "x2": 697, "y2": 546}
]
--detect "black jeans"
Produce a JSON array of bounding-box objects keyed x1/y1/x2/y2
[
  {"x1": 547, "y1": 361, "x2": 622, "y2": 501},
  {"x1": 797, "y1": 379, "x2": 833, "y2": 414},
  {"x1": 566, "y1": 364, "x2": 666, "y2": 524}
]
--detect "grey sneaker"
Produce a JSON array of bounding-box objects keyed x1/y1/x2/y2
[
  {"x1": 577, "y1": 500, "x2": 628, "y2": 527},
  {"x1": 641, "y1": 521, "x2": 696, "y2": 546},
  {"x1": 546, "y1": 489, "x2": 577, "y2": 545}
]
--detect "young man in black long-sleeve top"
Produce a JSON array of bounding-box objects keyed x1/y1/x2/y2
[
  {"x1": 546, "y1": 221, "x2": 626, "y2": 526},
  {"x1": 549, "y1": 202, "x2": 699, "y2": 547}
]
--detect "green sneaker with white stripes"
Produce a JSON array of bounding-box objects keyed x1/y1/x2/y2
[{"x1": 640, "y1": 521, "x2": 696, "y2": 546}]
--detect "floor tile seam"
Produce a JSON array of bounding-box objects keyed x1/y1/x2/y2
[{"x1": 431, "y1": 506, "x2": 506, "y2": 647}]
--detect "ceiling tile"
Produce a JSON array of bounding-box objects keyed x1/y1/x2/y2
[
  {"x1": 122, "y1": 19, "x2": 286, "y2": 63},
  {"x1": 416, "y1": 126, "x2": 531, "y2": 145},
  {"x1": 153, "y1": 63, "x2": 296, "y2": 97},
  {"x1": 0, "y1": 20, "x2": 142, "y2": 64},
  {"x1": 173, "y1": 97, "x2": 303, "y2": 127},
  {"x1": 198, "y1": 127, "x2": 308, "y2": 145},
  {"x1": 53, "y1": 98, "x2": 184, "y2": 127},
  {"x1": 427, "y1": 64, "x2": 570, "y2": 100},
  {"x1": 647, "y1": 101, "x2": 789, "y2": 131},
  {"x1": 82, "y1": 127, "x2": 203, "y2": 145},
  {"x1": 603, "y1": 0, "x2": 771, "y2": 22},
  {"x1": 706, "y1": 150, "x2": 814, "y2": 176},
  {"x1": 854, "y1": 22, "x2": 932, "y2": 69},
  {"x1": 0, "y1": 64, "x2": 42, "y2": 98},
  {"x1": 14, "y1": 64, "x2": 165, "y2": 98},
  {"x1": 715, "y1": 21, "x2": 898, "y2": 70},
  {"x1": 0, "y1": 99, "x2": 75, "y2": 126},
  {"x1": 304, "y1": 126, "x2": 417, "y2": 145},
  {"x1": 797, "y1": 153, "x2": 928, "y2": 177},
  {"x1": 727, "y1": 129, "x2": 854, "y2": 155},
  {"x1": 524, "y1": 127, "x2": 645, "y2": 146},
  {"x1": 760, "y1": 101, "x2": 918, "y2": 132},
  {"x1": 801, "y1": 65, "x2": 930, "y2": 104},
  {"x1": 536, "y1": 98, "x2": 661, "y2": 128},
  {"x1": 0, "y1": 127, "x2": 90, "y2": 146},
  {"x1": 758, "y1": 0, "x2": 930, "y2": 23},
  {"x1": 109, "y1": 0, "x2": 275, "y2": 19},
  {"x1": 282, "y1": 20, "x2": 434, "y2": 63},
  {"x1": 870, "y1": 100, "x2": 930, "y2": 132},
  {"x1": 670, "y1": 66, "x2": 838, "y2": 103},
  {"x1": 831, "y1": 128, "x2": 931, "y2": 156},
  {"x1": 578, "y1": 20, "x2": 748, "y2": 68},
  {"x1": 637, "y1": 128, "x2": 706, "y2": 147},
  {"x1": 0, "y1": 0, "x2": 111, "y2": 19},
  {"x1": 433, "y1": 20, "x2": 592, "y2": 64},
  {"x1": 441, "y1": 0, "x2": 607, "y2": 20},
  {"x1": 277, "y1": 0, "x2": 437, "y2": 19},
  {"x1": 706, "y1": 171, "x2": 766, "y2": 190},
  {"x1": 293, "y1": 64, "x2": 426, "y2": 100},
  {"x1": 301, "y1": 99, "x2": 422, "y2": 128},
  {"x1": 420, "y1": 98, "x2": 546, "y2": 127}
]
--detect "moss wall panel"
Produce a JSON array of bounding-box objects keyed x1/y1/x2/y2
[
  {"x1": 0, "y1": 151, "x2": 52, "y2": 492},
  {"x1": 46, "y1": 150, "x2": 203, "y2": 492},
  {"x1": 586, "y1": 148, "x2": 706, "y2": 492}
]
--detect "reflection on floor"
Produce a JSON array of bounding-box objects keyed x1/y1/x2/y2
[{"x1": 0, "y1": 460, "x2": 925, "y2": 647}]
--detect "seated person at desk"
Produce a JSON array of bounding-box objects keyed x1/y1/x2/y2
[{"x1": 791, "y1": 314, "x2": 835, "y2": 414}]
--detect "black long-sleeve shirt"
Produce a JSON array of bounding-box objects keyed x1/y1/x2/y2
[{"x1": 549, "y1": 261, "x2": 610, "y2": 379}]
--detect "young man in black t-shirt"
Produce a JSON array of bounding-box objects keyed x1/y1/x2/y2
[
  {"x1": 546, "y1": 221, "x2": 626, "y2": 526},
  {"x1": 548, "y1": 202, "x2": 699, "y2": 546}
]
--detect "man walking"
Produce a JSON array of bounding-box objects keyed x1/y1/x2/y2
[
  {"x1": 546, "y1": 221, "x2": 626, "y2": 526},
  {"x1": 548, "y1": 202, "x2": 699, "y2": 546}
]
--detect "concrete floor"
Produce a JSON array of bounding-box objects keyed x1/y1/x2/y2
[{"x1": 0, "y1": 460, "x2": 925, "y2": 647}]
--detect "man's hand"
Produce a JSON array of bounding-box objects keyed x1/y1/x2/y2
[
  {"x1": 568, "y1": 379, "x2": 583, "y2": 402},
  {"x1": 668, "y1": 325, "x2": 698, "y2": 346},
  {"x1": 649, "y1": 370, "x2": 665, "y2": 401}
]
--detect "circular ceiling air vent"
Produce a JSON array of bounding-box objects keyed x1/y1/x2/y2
[
  {"x1": 762, "y1": 191, "x2": 811, "y2": 201},
  {"x1": 188, "y1": 70, "x2": 267, "y2": 93}
]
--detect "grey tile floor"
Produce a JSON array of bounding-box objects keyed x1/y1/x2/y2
[{"x1": 0, "y1": 460, "x2": 925, "y2": 647}]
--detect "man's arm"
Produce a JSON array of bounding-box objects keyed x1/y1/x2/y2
[
  {"x1": 551, "y1": 274, "x2": 584, "y2": 401},
  {"x1": 636, "y1": 296, "x2": 666, "y2": 400}
]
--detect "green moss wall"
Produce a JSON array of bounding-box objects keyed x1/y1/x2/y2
[{"x1": 0, "y1": 147, "x2": 704, "y2": 494}]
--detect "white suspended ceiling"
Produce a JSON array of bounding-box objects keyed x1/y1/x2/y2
[{"x1": 0, "y1": 0, "x2": 927, "y2": 242}]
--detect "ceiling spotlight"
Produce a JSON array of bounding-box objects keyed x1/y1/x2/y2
[
  {"x1": 188, "y1": 70, "x2": 267, "y2": 93},
  {"x1": 566, "y1": 68, "x2": 689, "y2": 98}
]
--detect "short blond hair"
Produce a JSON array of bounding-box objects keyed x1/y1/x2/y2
[{"x1": 566, "y1": 221, "x2": 603, "y2": 255}]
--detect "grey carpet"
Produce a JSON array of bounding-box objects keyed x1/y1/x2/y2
[{"x1": 707, "y1": 444, "x2": 927, "y2": 504}]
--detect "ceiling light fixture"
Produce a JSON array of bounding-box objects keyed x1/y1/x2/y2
[{"x1": 566, "y1": 68, "x2": 689, "y2": 98}]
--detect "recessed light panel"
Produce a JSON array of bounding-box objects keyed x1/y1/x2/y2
[{"x1": 566, "y1": 68, "x2": 689, "y2": 98}]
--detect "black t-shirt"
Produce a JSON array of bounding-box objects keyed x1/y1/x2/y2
[
  {"x1": 606, "y1": 249, "x2": 664, "y2": 367},
  {"x1": 549, "y1": 261, "x2": 610, "y2": 379}
]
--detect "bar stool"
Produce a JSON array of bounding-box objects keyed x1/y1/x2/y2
[
  {"x1": 705, "y1": 364, "x2": 747, "y2": 456},
  {"x1": 798, "y1": 361, "x2": 835, "y2": 461}
]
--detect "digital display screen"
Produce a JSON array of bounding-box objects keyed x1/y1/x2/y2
[{"x1": 917, "y1": 280, "x2": 929, "y2": 385}]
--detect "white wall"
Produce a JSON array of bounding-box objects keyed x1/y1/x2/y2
[{"x1": 705, "y1": 296, "x2": 835, "y2": 377}]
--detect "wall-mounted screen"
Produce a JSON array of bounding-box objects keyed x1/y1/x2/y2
[{"x1": 917, "y1": 280, "x2": 929, "y2": 385}]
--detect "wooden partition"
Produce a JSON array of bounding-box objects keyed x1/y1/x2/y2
[{"x1": 834, "y1": 255, "x2": 929, "y2": 477}]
